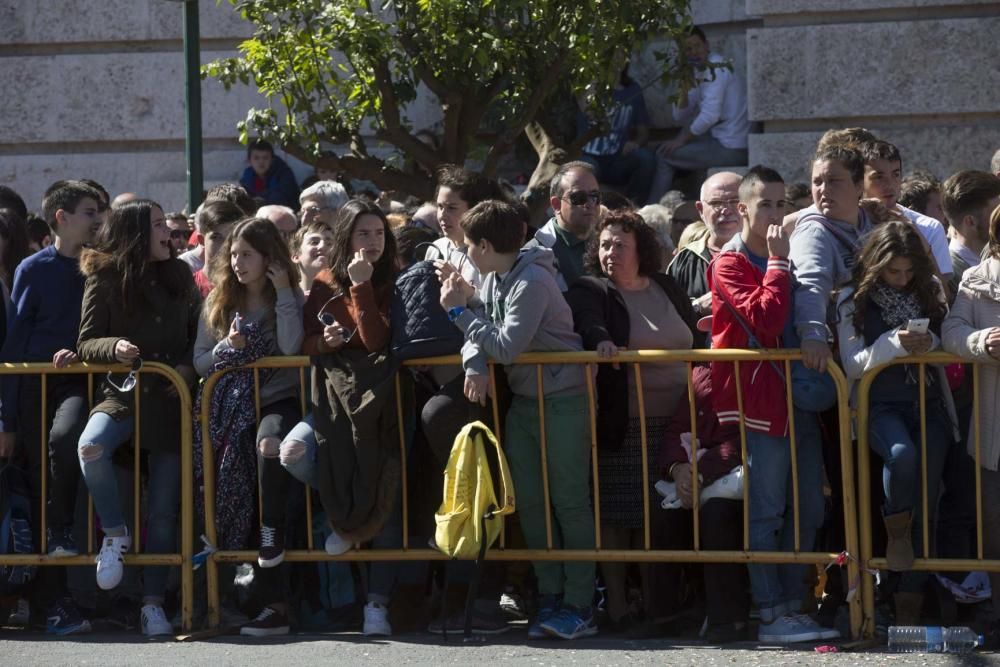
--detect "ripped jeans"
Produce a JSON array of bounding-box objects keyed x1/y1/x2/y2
[{"x1": 78, "y1": 412, "x2": 180, "y2": 602}]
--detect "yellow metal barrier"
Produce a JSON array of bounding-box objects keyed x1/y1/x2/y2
[
  {"x1": 0, "y1": 362, "x2": 195, "y2": 633},
  {"x1": 855, "y1": 351, "x2": 987, "y2": 639},
  {"x1": 199, "y1": 350, "x2": 862, "y2": 639}
]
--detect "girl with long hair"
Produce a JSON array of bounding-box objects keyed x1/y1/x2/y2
[
  {"x1": 0, "y1": 207, "x2": 31, "y2": 313},
  {"x1": 836, "y1": 220, "x2": 956, "y2": 624},
  {"x1": 193, "y1": 217, "x2": 304, "y2": 636},
  {"x1": 76, "y1": 198, "x2": 200, "y2": 636},
  {"x1": 280, "y1": 199, "x2": 401, "y2": 636}
]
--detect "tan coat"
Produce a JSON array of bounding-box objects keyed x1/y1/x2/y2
[{"x1": 942, "y1": 257, "x2": 1000, "y2": 470}]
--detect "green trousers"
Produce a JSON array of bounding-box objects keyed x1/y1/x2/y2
[{"x1": 505, "y1": 393, "x2": 595, "y2": 608}]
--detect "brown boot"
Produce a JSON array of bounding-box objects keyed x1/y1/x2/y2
[
  {"x1": 882, "y1": 510, "x2": 914, "y2": 571},
  {"x1": 894, "y1": 592, "x2": 923, "y2": 625}
]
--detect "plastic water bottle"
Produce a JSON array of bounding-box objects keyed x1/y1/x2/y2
[{"x1": 887, "y1": 626, "x2": 983, "y2": 653}]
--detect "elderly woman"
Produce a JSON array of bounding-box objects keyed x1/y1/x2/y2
[
  {"x1": 566, "y1": 211, "x2": 698, "y2": 634},
  {"x1": 299, "y1": 180, "x2": 349, "y2": 227}
]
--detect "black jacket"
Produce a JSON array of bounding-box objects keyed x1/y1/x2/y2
[{"x1": 565, "y1": 273, "x2": 699, "y2": 450}]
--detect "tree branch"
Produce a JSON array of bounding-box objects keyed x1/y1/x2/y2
[
  {"x1": 284, "y1": 141, "x2": 435, "y2": 200},
  {"x1": 370, "y1": 56, "x2": 440, "y2": 169}
]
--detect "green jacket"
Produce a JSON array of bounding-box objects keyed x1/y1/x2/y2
[{"x1": 77, "y1": 259, "x2": 200, "y2": 453}]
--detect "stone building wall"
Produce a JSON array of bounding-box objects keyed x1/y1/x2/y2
[{"x1": 1, "y1": 1, "x2": 998, "y2": 213}]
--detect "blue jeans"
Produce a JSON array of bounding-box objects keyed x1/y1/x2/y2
[
  {"x1": 746, "y1": 408, "x2": 826, "y2": 622},
  {"x1": 78, "y1": 412, "x2": 180, "y2": 601},
  {"x1": 868, "y1": 399, "x2": 951, "y2": 591},
  {"x1": 581, "y1": 148, "x2": 656, "y2": 206},
  {"x1": 649, "y1": 134, "x2": 748, "y2": 204}
]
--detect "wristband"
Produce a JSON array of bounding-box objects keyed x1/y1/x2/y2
[{"x1": 447, "y1": 306, "x2": 466, "y2": 322}]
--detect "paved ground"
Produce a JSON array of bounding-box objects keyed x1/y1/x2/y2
[{"x1": 2, "y1": 633, "x2": 998, "y2": 666}]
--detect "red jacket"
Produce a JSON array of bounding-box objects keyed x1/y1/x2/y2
[{"x1": 706, "y1": 245, "x2": 792, "y2": 437}]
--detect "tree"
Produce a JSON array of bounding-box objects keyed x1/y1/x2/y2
[{"x1": 205, "y1": 0, "x2": 695, "y2": 215}]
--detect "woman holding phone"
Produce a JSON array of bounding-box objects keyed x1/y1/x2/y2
[
  {"x1": 76, "y1": 199, "x2": 200, "y2": 636},
  {"x1": 194, "y1": 217, "x2": 304, "y2": 636},
  {"x1": 835, "y1": 220, "x2": 956, "y2": 624}
]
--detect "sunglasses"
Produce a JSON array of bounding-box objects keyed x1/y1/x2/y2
[
  {"x1": 106, "y1": 357, "x2": 143, "y2": 393},
  {"x1": 316, "y1": 292, "x2": 362, "y2": 343},
  {"x1": 562, "y1": 190, "x2": 601, "y2": 207}
]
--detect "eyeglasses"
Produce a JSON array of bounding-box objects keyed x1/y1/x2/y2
[
  {"x1": 316, "y1": 292, "x2": 362, "y2": 343},
  {"x1": 705, "y1": 199, "x2": 740, "y2": 212},
  {"x1": 562, "y1": 190, "x2": 601, "y2": 207},
  {"x1": 106, "y1": 357, "x2": 143, "y2": 393},
  {"x1": 302, "y1": 205, "x2": 334, "y2": 216}
]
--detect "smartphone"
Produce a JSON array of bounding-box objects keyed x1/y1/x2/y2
[
  {"x1": 905, "y1": 318, "x2": 929, "y2": 334},
  {"x1": 232, "y1": 312, "x2": 243, "y2": 333}
]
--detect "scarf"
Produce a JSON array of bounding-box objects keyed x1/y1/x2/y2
[{"x1": 869, "y1": 280, "x2": 923, "y2": 330}]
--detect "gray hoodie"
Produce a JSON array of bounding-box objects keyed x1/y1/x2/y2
[
  {"x1": 453, "y1": 245, "x2": 584, "y2": 397},
  {"x1": 788, "y1": 206, "x2": 874, "y2": 343}
]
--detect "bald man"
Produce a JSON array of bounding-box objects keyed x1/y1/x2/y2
[
  {"x1": 666, "y1": 171, "x2": 743, "y2": 312},
  {"x1": 110, "y1": 192, "x2": 138, "y2": 208},
  {"x1": 257, "y1": 204, "x2": 298, "y2": 237}
]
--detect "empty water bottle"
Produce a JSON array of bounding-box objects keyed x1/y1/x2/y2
[{"x1": 887, "y1": 626, "x2": 983, "y2": 653}]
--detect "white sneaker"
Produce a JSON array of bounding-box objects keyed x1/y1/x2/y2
[
  {"x1": 325, "y1": 527, "x2": 352, "y2": 556},
  {"x1": 141, "y1": 604, "x2": 173, "y2": 637},
  {"x1": 362, "y1": 601, "x2": 392, "y2": 636},
  {"x1": 95, "y1": 529, "x2": 131, "y2": 591},
  {"x1": 7, "y1": 597, "x2": 29, "y2": 626}
]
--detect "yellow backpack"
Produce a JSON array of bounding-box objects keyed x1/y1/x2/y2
[{"x1": 434, "y1": 421, "x2": 515, "y2": 559}]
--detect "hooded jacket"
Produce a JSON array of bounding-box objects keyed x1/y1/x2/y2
[
  {"x1": 667, "y1": 233, "x2": 712, "y2": 301},
  {"x1": 943, "y1": 257, "x2": 1000, "y2": 470},
  {"x1": 453, "y1": 245, "x2": 584, "y2": 397},
  {"x1": 239, "y1": 155, "x2": 301, "y2": 210}
]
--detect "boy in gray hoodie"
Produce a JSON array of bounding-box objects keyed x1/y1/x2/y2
[{"x1": 440, "y1": 200, "x2": 597, "y2": 640}]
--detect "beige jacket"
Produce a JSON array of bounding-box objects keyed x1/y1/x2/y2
[{"x1": 942, "y1": 257, "x2": 1000, "y2": 470}]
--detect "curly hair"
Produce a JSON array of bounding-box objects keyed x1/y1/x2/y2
[
  {"x1": 848, "y1": 220, "x2": 946, "y2": 332},
  {"x1": 203, "y1": 217, "x2": 301, "y2": 339},
  {"x1": 583, "y1": 210, "x2": 664, "y2": 277}
]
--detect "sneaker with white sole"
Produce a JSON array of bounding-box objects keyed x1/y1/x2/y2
[
  {"x1": 258, "y1": 525, "x2": 285, "y2": 568},
  {"x1": 141, "y1": 604, "x2": 174, "y2": 637},
  {"x1": 45, "y1": 597, "x2": 91, "y2": 636},
  {"x1": 47, "y1": 527, "x2": 79, "y2": 558},
  {"x1": 95, "y1": 529, "x2": 131, "y2": 591},
  {"x1": 527, "y1": 595, "x2": 561, "y2": 639},
  {"x1": 325, "y1": 527, "x2": 352, "y2": 556},
  {"x1": 362, "y1": 601, "x2": 392, "y2": 636},
  {"x1": 240, "y1": 606, "x2": 290, "y2": 637},
  {"x1": 758, "y1": 613, "x2": 821, "y2": 643},
  {"x1": 793, "y1": 613, "x2": 840, "y2": 640},
  {"x1": 539, "y1": 605, "x2": 598, "y2": 640}
]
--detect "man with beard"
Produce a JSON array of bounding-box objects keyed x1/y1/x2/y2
[{"x1": 527, "y1": 161, "x2": 601, "y2": 291}]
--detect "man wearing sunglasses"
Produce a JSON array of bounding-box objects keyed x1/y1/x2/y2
[
  {"x1": 526, "y1": 161, "x2": 601, "y2": 291},
  {"x1": 165, "y1": 212, "x2": 193, "y2": 254}
]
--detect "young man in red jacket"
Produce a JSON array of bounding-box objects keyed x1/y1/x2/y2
[{"x1": 707, "y1": 166, "x2": 836, "y2": 643}]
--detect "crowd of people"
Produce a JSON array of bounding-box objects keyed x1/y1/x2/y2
[{"x1": 3, "y1": 50, "x2": 1000, "y2": 647}]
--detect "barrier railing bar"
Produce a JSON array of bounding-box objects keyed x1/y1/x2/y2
[
  {"x1": 133, "y1": 374, "x2": 142, "y2": 555},
  {"x1": 40, "y1": 373, "x2": 48, "y2": 555},
  {"x1": 918, "y1": 363, "x2": 929, "y2": 559},
  {"x1": 634, "y1": 363, "x2": 651, "y2": 551},
  {"x1": 299, "y1": 366, "x2": 313, "y2": 552},
  {"x1": 974, "y1": 362, "x2": 983, "y2": 560},
  {"x1": 686, "y1": 361, "x2": 700, "y2": 552},
  {"x1": 87, "y1": 373, "x2": 95, "y2": 555},
  {"x1": 733, "y1": 361, "x2": 750, "y2": 551},
  {"x1": 488, "y1": 364, "x2": 505, "y2": 549},
  {"x1": 584, "y1": 363, "x2": 601, "y2": 550},
  {"x1": 784, "y1": 359, "x2": 801, "y2": 553},
  {"x1": 535, "y1": 364, "x2": 553, "y2": 551},
  {"x1": 394, "y1": 372, "x2": 409, "y2": 550}
]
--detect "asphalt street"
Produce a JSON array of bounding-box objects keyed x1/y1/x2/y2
[{"x1": 3, "y1": 633, "x2": 1000, "y2": 666}]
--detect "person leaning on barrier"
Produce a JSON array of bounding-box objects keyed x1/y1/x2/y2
[
  {"x1": 0, "y1": 180, "x2": 102, "y2": 635},
  {"x1": 295, "y1": 199, "x2": 402, "y2": 637},
  {"x1": 943, "y1": 202, "x2": 1000, "y2": 642},
  {"x1": 76, "y1": 199, "x2": 200, "y2": 637},
  {"x1": 837, "y1": 220, "x2": 956, "y2": 625},
  {"x1": 564, "y1": 210, "x2": 696, "y2": 635},
  {"x1": 440, "y1": 199, "x2": 597, "y2": 640},
  {"x1": 708, "y1": 166, "x2": 835, "y2": 644},
  {"x1": 657, "y1": 364, "x2": 747, "y2": 643},
  {"x1": 193, "y1": 218, "x2": 304, "y2": 638}
]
